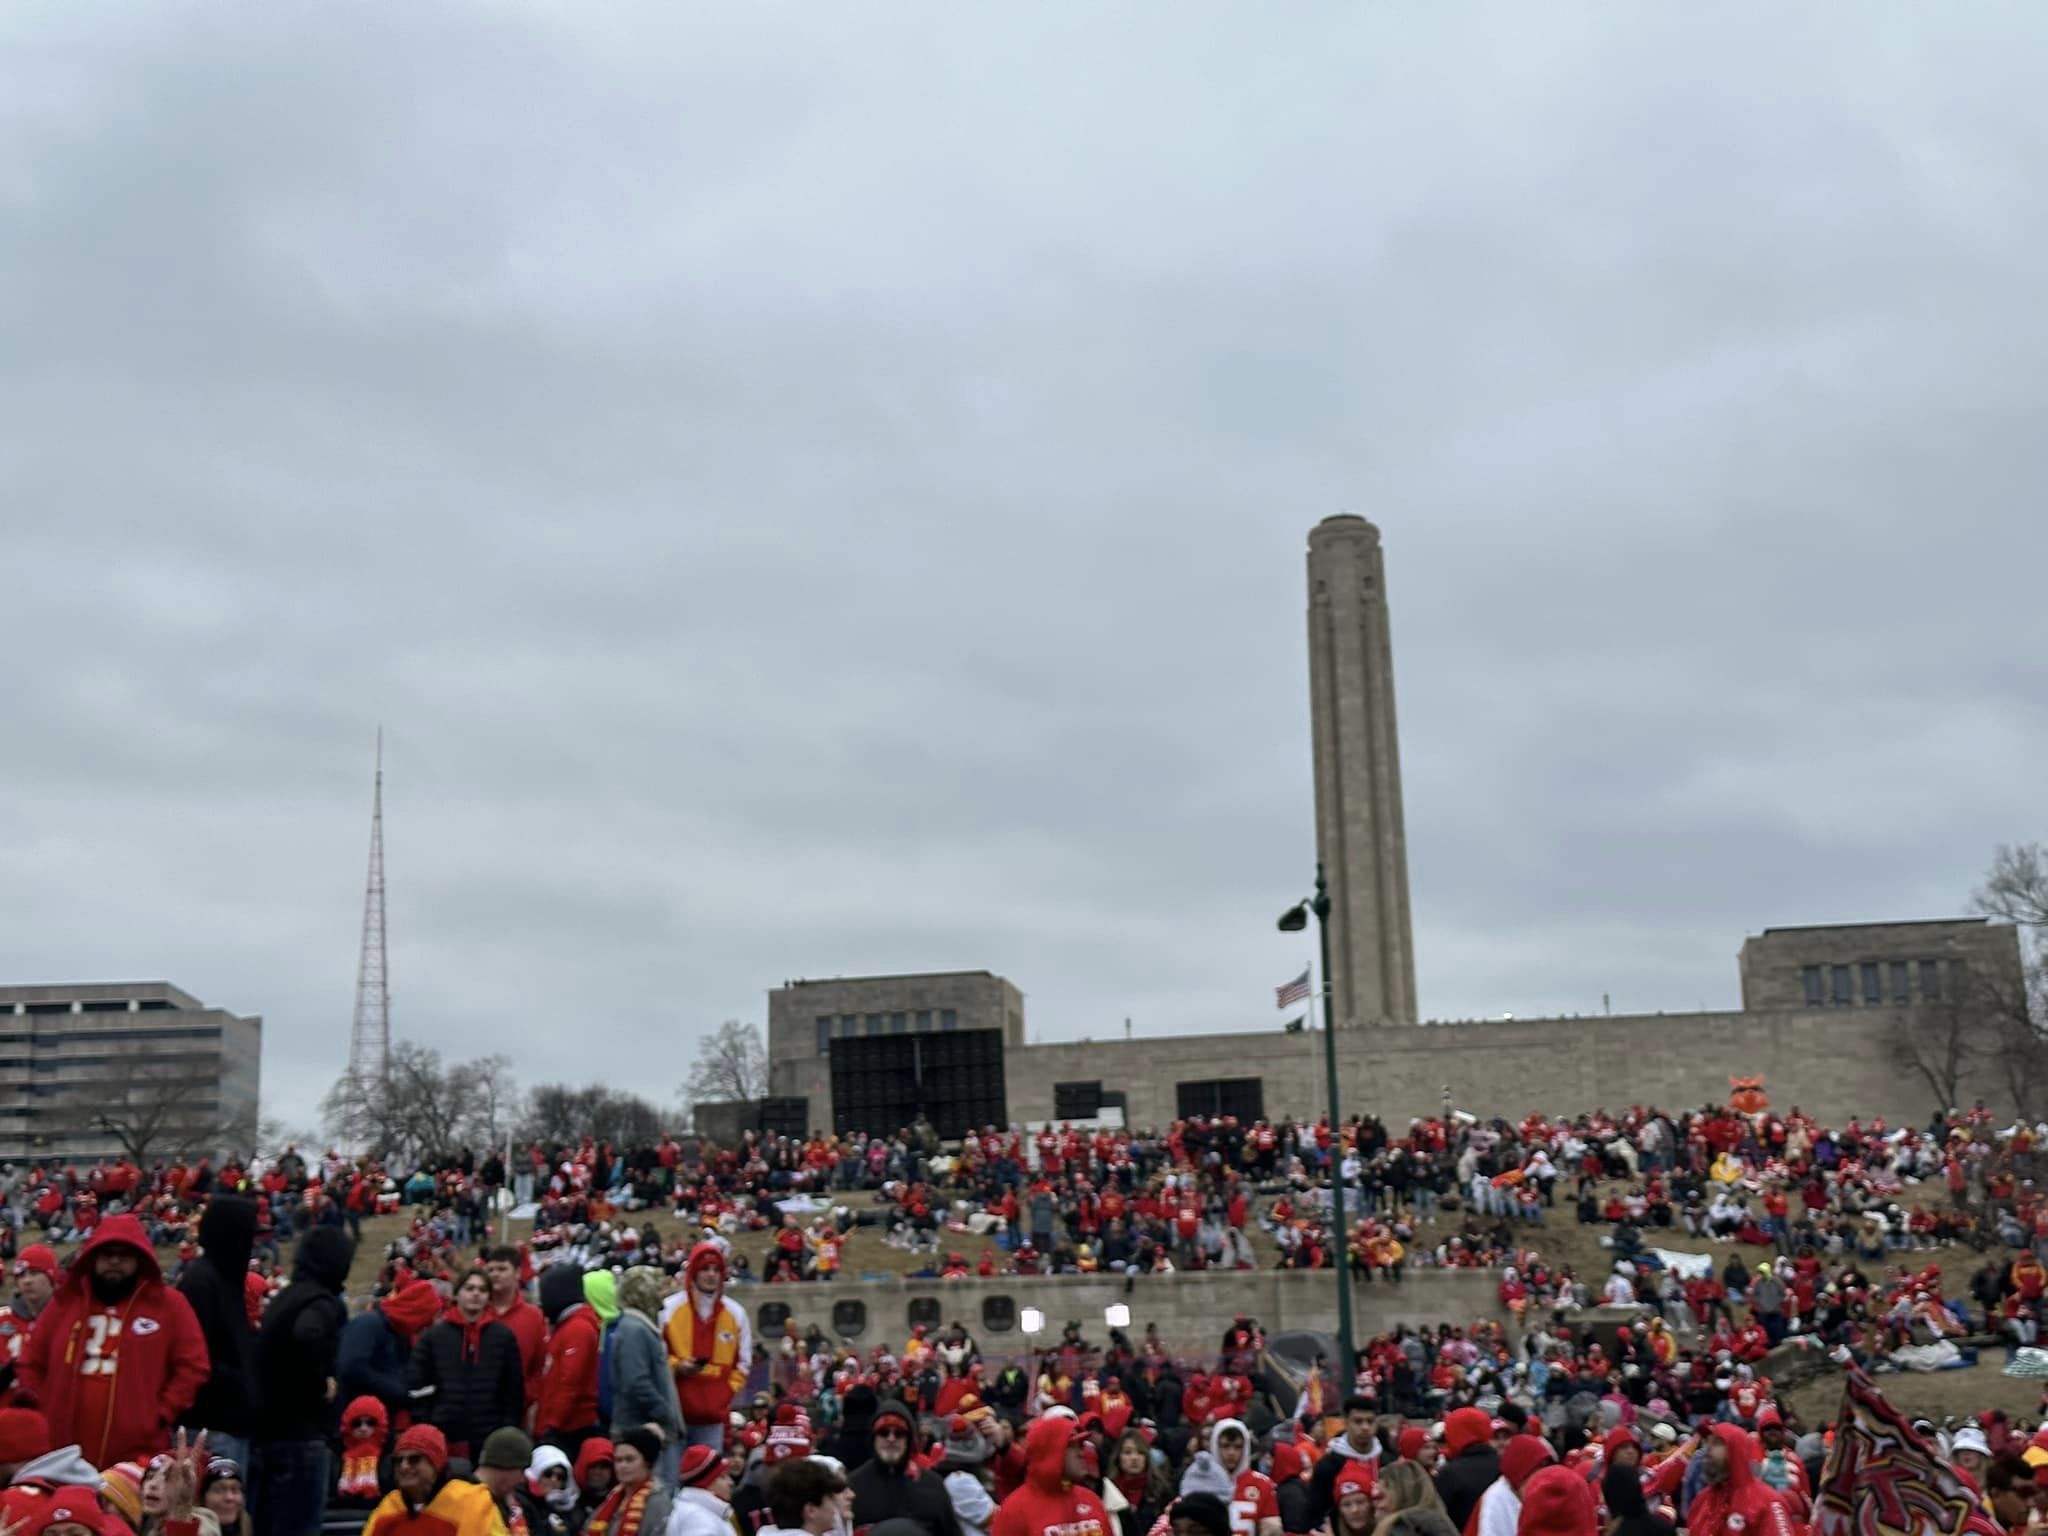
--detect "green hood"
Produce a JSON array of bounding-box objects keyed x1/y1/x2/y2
[{"x1": 584, "y1": 1268, "x2": 620, "y2": 1325}]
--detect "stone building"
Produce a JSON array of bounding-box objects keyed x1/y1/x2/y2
[
  {"x1": 751, "y1": 916, "x2": 2026, "y2": 1137},
  {"x1": 0, "y1": 981, "x2": 262, "y2": 1162}
]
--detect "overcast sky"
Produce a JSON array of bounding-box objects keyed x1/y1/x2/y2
[{"x1": 4, "y1": 5, "x2": 2045, "y2": 1134}]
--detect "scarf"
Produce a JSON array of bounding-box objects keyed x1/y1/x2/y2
[
  {"x1": 337, "y1": 1435, "x2": 382, "y2": 1498},
  {"x1": 593, "y1": 1479, "x2": 655, "y2": 1536}
]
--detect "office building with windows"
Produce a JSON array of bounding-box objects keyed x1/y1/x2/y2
[{"x1": 0, "y1": 982, "x2": 262, "y2": 1163}]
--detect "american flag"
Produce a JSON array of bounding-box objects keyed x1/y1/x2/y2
[{"x1": 1275, "y1": 969, "x2": 1311, "y2": 1009}]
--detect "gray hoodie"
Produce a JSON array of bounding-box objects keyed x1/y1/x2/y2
[{"x1": 610, "y1": 1266, "x2": 686, "y2": 1441}]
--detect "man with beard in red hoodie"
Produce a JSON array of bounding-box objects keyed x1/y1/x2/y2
[
  {"x1": 1685, "y1": 1424, "x2": 1801, "y2": 1536},
  {"x1": 17, "y1": 1214, "x2": 209, "y2": 1468},
  {"x1": 992, "y1": 1415, "x2": 1109, "y2": 1536}
]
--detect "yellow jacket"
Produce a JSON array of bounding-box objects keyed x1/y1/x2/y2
[{"x1": 361, "y1": 1476, "x2": 511, "y2": 1536}]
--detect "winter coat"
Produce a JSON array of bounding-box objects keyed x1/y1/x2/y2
[
  {"x1": 989, "y1": 1416, "x2": 1110, "y2": 1536},
  {"x1": 409, "y1": 1309, "x2": 526, "y2": 1457},
  {"x1": 339, "y1": 1307, "x2": 417, "y2": 1420},
  {"x1": 1305, "y1": 1433, "x2": 1381, "y2": 1530},
  {"x1": 660, "y1": 1245, "x2": 751, "y2": 1428},
  {"x1": 609, "y1": 1267, "x2": 686, "y2": 1443},
  {"x1": 17, "y1": 1214, "x2": 210, "y2": 1467},
  {"x1": 849, "y1": 1401, "x2": 964, "y2": 1536},
  {"x1": 257, "y1": 1226, "x2": 355, "y2": 1442},
  {"x1": 540, "y1": 1297, "x2": 604, "y2": 1439},
  {"x1": 177, "y1": 1195, "x2": 262, "y2": 1437},
  {"x1": 361, "y1": 1473, "x2": 507, "y2": 1536},
  {"x1": 1432, "y1": 1410, "x2": 1501, "y2": 1536},
  {"x1": 670, "y1": 1487, "x2": 735, "y2": 1536},
  {"x1": 1685, "y1": 1424, "x2": 1800, "y2": 1536}
]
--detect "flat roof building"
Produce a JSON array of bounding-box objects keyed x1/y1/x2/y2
[{"x1": 0, "y1": 982, "x2": 262, "y2": 1165}]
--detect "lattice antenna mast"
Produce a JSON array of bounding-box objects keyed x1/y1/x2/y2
[{"x1": 348, "y1": 729, "x2": 391, "y2": 1085}]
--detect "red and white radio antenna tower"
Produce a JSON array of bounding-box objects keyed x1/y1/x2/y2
[{"x1": 348, "y1": 729, "x2": 391, "y2": 1085}]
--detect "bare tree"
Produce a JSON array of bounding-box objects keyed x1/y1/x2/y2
[
  {"x1": 681, "y1": 1019, "x2": 767, "y2": 1109},
  {"x1": 471, "y1": 1054, "x2": 519, "y2": 1151},
  {"x1": 519, "y1": 1083, "x2": 669, "y2": 1150},
  {"x1": 74, "y1": 1046, "x2": 252, "y2": 1165},
  {"x1": 1889, "y1": 993, "x2": 1990, "y2": 1114},
  {"x1": 321, "y1": 1040, "x2": 486, "y2": 1165},
  {"x1": 1972, "y1": 842, "x2": 2048, "y2": 1117}
]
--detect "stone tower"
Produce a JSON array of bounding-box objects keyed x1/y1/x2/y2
[{"x1": 1306, "y1": 515, "x2": 1418, "y2": 1026}]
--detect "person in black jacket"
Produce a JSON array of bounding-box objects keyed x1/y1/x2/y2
[
  {"x1": 337, "y1": 1277, "x2": 442, "y2": 1423},
  {"x1": 1305, "y1": 1398, "x2": 1383, "y2": 1532},
  {"x1": 177, "y1": 1195, "x2": 260, "y2": 1468},
  {"x1": 823, "y1": 1383, "x2": 879, "y2": 1473},
  {"x1": 847, "y1": 1400, "x2": 962, "y2": 1536},
  {"x1": 253, "y1": 1226, "x2": 355, "y2": 1536},
  {"x1": 1431, "y1": 1406, "x2": 1501, "y2": 1534},
  {"x1": 410, "y1": 1267, "x2": 525, "y2": 1464}
]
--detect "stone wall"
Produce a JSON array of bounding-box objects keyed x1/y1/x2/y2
[
  {"x1": 729, "y1": 1267, "x2": 1506, "y2": 1357},
  {"x1": 1002, "y1": 1006, "x2": 1952, "y2": 1130}
]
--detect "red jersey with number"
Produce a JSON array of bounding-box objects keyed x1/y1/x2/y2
[{"x1": 1228, "y1": 1471, "x2": 1278, "y2": 1536}]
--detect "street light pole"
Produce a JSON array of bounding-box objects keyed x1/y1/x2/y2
[{"x1": 1281, "y1": 863, "x2": 1354, "y2": 1379}]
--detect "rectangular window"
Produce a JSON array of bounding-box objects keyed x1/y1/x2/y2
[
  {"x1": 865, "y1": 1014, "x2": 884, "y2": 1037},
  {"x1": 1861, "y1": 963, "x2": 1882, "y2": 1004},
  {"x1": 889, "y1": 1012, "x2": 908, "y2": 1034},
  {"x1": 1890, "y1": 961, "x2": 1911, "y2": 1001},
  {"x1": 941, "y1": 1009, "x2": 958, "y2": 1031},
  {"x1": 1054, "y1": 1081, "x2": 1104, "y2": 1119},
  {"x1": 816, "y1": 1017, "x2": 833, "y2": 1056},
  {"x1": 916, "y1": 1010, "x2": 933, "y2": 1031},
  {"x1": 1176, "y1": 1077, "x2": 1265, "y2": 1122},
  {"x1": 1831, "y1": 966, "x2": 1853, "y2": 1004},
  {"x1": 1802, "y1": 966, "x2": 1824, "y2": 1006},
  {"x1": 1920, "y1": 960, "x2": 1942, "y2": 1001}
]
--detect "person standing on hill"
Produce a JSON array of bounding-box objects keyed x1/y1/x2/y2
[
  {"x1": 661, "y1": 1244, "x2": 750, "y2": 1457},
  {"x1": 254, "y1": 1227, "x2": 355, "y2": 1536},
  {"x1": 484, "y1": 1244, "x2": 548, "y2": 1420},
  {"x1": 176, "y1": 1195, "x2": 261, "y2": 1469},
  {"x1": 17, "y1": 1214, "x2": 210, "y2": 1468}
]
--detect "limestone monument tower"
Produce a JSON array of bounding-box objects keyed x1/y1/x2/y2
[{"x1": 1306, "y1": 514, "x2": 1418, "y2": 1026}]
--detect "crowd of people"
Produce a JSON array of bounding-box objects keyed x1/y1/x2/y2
[{"x1": 0, "y1": 1094, "x2": 2038, "y2": 1534}]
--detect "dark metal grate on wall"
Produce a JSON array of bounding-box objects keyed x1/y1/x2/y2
[{"x1": 830, "y1": 1028, "x2": 1006, "y2": 1139}]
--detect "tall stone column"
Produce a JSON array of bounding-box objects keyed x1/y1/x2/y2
[{"x1": 1306, "y1": 515, "x2": 1418, "y2": 1026}]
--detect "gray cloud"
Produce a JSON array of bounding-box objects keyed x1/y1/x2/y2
[{"x1": 4, "y1": 3, "x2": 2045, "y2": 1128}]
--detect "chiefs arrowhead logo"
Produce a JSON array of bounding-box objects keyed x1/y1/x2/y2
[{"x1": 133, "y1": 1317, "x2": 161, "y2": 1336}]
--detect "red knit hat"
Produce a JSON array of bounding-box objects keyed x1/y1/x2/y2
[
  {"x1": 677, "y1": 1445, "x2": 725, "y2": 1489},
  {"x1": 1334, "y1": 1460, "x2": 1377, "y2": 1499},
  {"x1": 1269, "y1": 1440, "x2": 1305, "y2": 1483},
  {"x1": 1516, "y1": 1464, "x2": 1599, "y2": 1536},
  {"x1": 395, "y1": 1424, "x2": 449, "y2": 1473},
  {"x1": 10, "y1": 1246, "x2": 57, "y2": 1281},
  {"x1": 1396, "y1": 1427, "x2": 1428, "y2": 1461},
  {"x1": 0, "y1": 1408, "x2": 50, "y2": 1465},
  {"x1": 28, "y1": 1487, "x2": 116, "y2": 1535},
  {"x1": 379, "y1": 1280, "x2": 443, "y2": 1340}
]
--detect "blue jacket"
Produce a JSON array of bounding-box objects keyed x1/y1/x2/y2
[{"x1": 337, "y1": 1306, "x2": 413, "y2": 1418}]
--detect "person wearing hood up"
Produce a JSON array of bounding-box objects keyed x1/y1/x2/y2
[
  {"x1": 1305, "y1": 1398, "x2": 1382, "y2": 1530},
  {"x1": 662, "y1": 1245, "x2": 752, "y2": 1461},
  {"x1": 254, "y1": 1225, "x2": 355, "y2": 1536},
  {"x1": 338, "y1": 1278, "x2": 442, "y2": 1423},
  {"x1": 1684, "y1": 1424, "x2": 1799, "y2": 1536},
  {"x1": 1514, "y1": 1466, "x2": 1598, "y2": 1536},
  {"x1": 176, "y1": 1195, "x2": 262, "y2": 1470},
  {"x1": 848, "y1": 1400, "x2": 963, "y2": 1536},
  {"x1": 1432, "y1": 1408, "x2": 1501, "y2": 1535},
  {"x1": 17, "y1": 1213, "x2": 209, "y2": 1468},
  {"x1": 1469, "y1": 1435, "x2": 1553, "y2": 1536},
  {"x1": 990, "y1": 1415, "x2": 1108, "y2": 1536},
  {"x1": 1178, "y1": 1419, "x2": 1279, "y2": 1536},
  {"x1": 408, "y1": 1267, "x2": 525, "y2": 1463},
  {"x1": 611, "y1": 1267, "x2": 687, "y2": 1472},
  {"x1": 1599, "y1": 1461, "x2": 1674, "y2": 1536},
  {"x1": 538, "y1": 1265, "x2": 603, "y2": 1459}
]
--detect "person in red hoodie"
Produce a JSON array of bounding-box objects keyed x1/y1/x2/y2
[
  {"x1": 1685, "y1": 1424, "x2": 1800, "y2": 1536},
  {"x1": 535, "y1": 1265, "x2": 601, "y2": 1457},
  {"x1": 1515, "y1": 1464, "x2": 1600, "y2": 1536},
  {"x1": 17, "y1": 1214, "x2": 209, "y2": 1469},
  {"x1": 992, "y1": 1414, "x2": 1109, "y2": 1536},
  {"x1": 661, "y1": 1244, "x2": 752, "y2": 1454},
  {"x1": 482, "y1": 1245, "x2": 547, "y2": 1420}
]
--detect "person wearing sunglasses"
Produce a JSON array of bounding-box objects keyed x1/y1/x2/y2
[
  {"x1": 359, "y1": 1423, "x2": 504, "y2": 1536},
  {"x1": 848, "y1": 1402, "x2": 962, "y2": 1536}
]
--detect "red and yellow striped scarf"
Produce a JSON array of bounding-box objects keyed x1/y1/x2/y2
[{"x1": 592, "y1": 1479, "x2": 654, "y2": 1536}]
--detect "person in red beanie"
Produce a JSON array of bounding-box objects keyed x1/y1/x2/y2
[
  {"x1": 0, "y1": 1246, "x2": 60, "y2": 1366},
  {"x1": 1516, "y1": 1465, "x2": 1600, "y2": 1536},
  {"x1": 662, "y1": 1244, "x2": 752, "y2": 1456},
  {"x1": 1471, "y1": 1435, "x2": 1555, "y2": 1536},
  {"x1": 16, "y1": 1214, "x2": 208, "y2": 1468},
  {"x1": 362, "y1": 1424, "x2": 504, "y2": 1536},
  {"x1": 1435, "y1": 1406, "x2": 1502, "y2": 1533},
  {"x1": 1396, "y1": 1429, "x2": 1436, "y2": 1471},
  {"x1": 1685, "y1": 1424, "x2": 1799, "y2": 1536},
  {"x1": 1305, "y1": 1397, "x2": 1381, "y2": 1530},
  {"x1": 1269, "y1": 1437, "x2": 1313, "y2": 1534},
  {"x1": 991, "y1": 1414, "x2": 1109, "y2": 1536}
]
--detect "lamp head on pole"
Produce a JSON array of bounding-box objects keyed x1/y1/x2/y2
[{"x1": 1277, "y1": 903, "x2": 1310, "y2": 933}]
